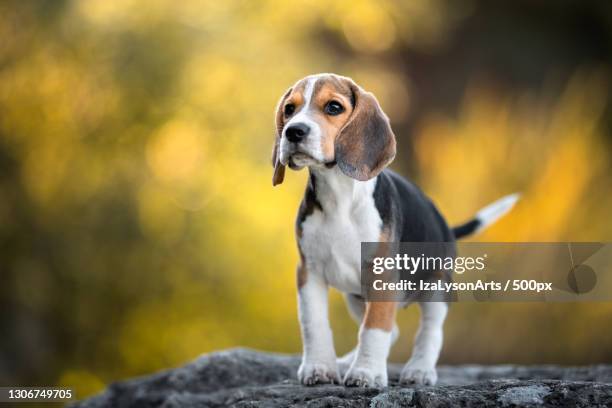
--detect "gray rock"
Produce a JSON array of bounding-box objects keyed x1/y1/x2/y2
[
  {"x1": 498, "y1": 384, "x2": 550, "y2": 406},
  {"x1": 72, "y1": 348, "x2": 612, "y2": 407}
]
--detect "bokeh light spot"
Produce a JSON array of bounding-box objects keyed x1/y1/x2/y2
[
  {"x1": 342, "y1": 4, "x2": 396, "y2": 53},
  {"x1": 146, "y1": 120, "x2": 206, "y2": 183}
]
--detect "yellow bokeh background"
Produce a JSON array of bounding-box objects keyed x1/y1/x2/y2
[{"x1": 1, "y1": 0, "x2": 611, "y2": 399}]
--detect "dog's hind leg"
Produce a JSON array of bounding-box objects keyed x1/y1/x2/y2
[
  {"x1": 400, "y1": 302, "x2": 447, "y2": 386},
  {"x1": 337, "y1": 294, "x2": 365, "y2": 373}
]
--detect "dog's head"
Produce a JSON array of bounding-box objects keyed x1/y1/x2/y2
[{"x1": 271, "y1": 73, "x2": 396, "y2": 186}]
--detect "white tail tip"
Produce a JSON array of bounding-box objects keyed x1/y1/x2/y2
[{"x1": 476, "y1": 193, "x2": 520, "y2": 231}]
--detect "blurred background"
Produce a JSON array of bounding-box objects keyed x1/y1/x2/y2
[{"x1": 1, "y1": 0, "x2": 612, "y2": 398}]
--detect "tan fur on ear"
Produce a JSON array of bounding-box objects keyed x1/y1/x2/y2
[
  {"x1": 272, "y1": 87, "x2": 292, "y2": 186},
  {"x1": 335, "y1": 81, "x2": 396, "y2": 181},
  {"x1": 272, "y1": 161, "x2": 285, "y2": 186}
]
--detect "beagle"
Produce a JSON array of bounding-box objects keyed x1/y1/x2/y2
[{"x1": 271, "y1": 73, "x2": 518, "y2": 388}]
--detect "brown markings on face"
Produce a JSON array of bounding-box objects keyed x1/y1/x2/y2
[
  {"x1": 334, "y1": 78, "x2": 396, "y2": 181},
  {"x1": 309, "y1": 76, "x2": 354, "y2": 161},
  {"x1": 275, "y1": 79, "x2": 308, "y2": 147},
  {"x1": 272, "y1": 80, "x2": 311, "y2": 185},
  {"x1": 281, "y1": 79, "x2": 308, "y2": 120}
]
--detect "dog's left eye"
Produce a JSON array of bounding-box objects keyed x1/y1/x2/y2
[{"x1": 324, "y1": 101, "x2": 344, "y2": 116}]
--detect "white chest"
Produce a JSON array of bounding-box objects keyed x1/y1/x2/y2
[{"x1": 299, "y1": 174, "x2": 382, "y2": 294}]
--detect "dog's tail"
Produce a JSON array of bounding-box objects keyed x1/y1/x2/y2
[{"x1": 452, "y1": 193, "x2": 520, "y2": 240}]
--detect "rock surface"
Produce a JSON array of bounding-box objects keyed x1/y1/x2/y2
[{"x1": 73, "y1": 348, "x2": 612, "y2": 407}]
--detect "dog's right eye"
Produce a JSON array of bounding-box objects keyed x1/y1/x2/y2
[{"x1": 284, "y1": 104, "x2": 295, "y2": 117}]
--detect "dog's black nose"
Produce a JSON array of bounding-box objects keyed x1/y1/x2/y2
[{"x1": 285, "y1": 123, "x2": 310, "y2": 143}]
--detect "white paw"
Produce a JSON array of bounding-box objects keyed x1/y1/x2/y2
[
  {"x1": 400, "y1": 364, "x2": 438, "y2": 386},
  {"x1": 298, "y1": 361, "x2": 340, "y2": 386},
  {"x1": 344, "y1": 365, "x2": 387, "y2": 388}
]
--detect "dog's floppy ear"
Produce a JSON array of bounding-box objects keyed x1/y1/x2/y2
[
  {"x1": 335, "y1": 80, "x2": 396, "y2": 181},
  {"x1": 272, "y1": 87, "x2": 292, "y2": 186}
]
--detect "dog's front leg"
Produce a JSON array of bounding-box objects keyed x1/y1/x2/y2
[
  {"x1": 297, "y1": 272, "x2": 340, "y2": 385},
  {"x1": 344, "y1": 301, "x2": 396, "y2": 388}
]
